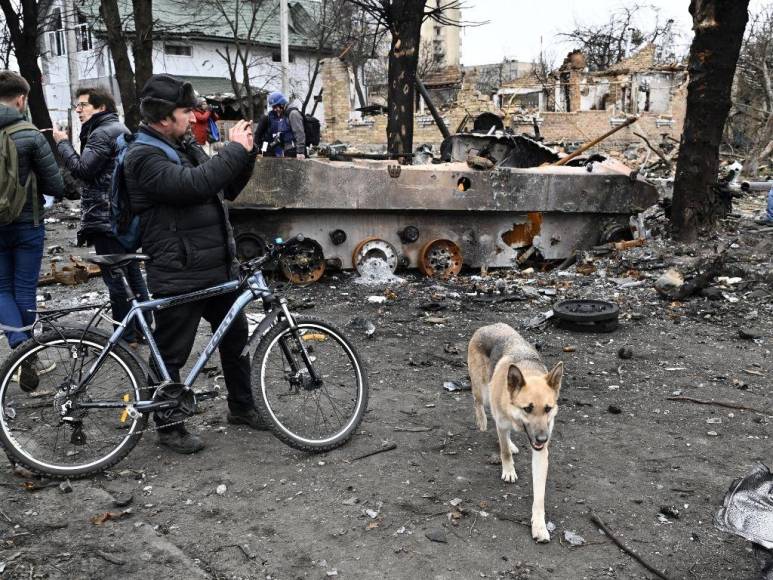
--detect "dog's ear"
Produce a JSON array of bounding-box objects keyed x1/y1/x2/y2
[
  {"x1": 507, "y1": 365, "x2": 525, "y2": 394},
  {"x1": 546, "y1": 361, "x2": 564, "y2": 392}
]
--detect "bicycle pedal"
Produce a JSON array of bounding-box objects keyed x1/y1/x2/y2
[{"x1": 70, "y1": 426, "x2": 86, "y2": 445}]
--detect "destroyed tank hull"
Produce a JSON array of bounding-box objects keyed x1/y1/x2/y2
[{"x1": 229, "y1": 135, "x2": 658, "y2": 282}]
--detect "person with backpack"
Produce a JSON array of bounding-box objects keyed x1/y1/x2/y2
[
  {"x1": 122, "y1": 74, "x2": 260, "y2": 454},
  {"x1": 52, "y1": 87, "x2": 150, "y2": 347},
  {"x1": 254, "y1": 91, "x2": 306, "y2": 158},
  {"x1": 0, "y1": 71, "x2": 65, "y2": 389}
]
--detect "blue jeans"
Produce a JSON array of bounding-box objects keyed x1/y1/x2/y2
[
  {"x1": 0, "y1": 223, "x2": 45, "y2": 348},
  {"x1": 767, "y1": 185, "x2": 773, "y2": 221}
]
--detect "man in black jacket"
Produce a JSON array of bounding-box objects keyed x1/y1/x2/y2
[
  {"x1": 123, "y1": 74, "x2": 259, "y2": 454},
  {"x1": 0, "y1": 71, "x2": 64, "y2": 389},
  {"x1": 53, "y1": 87, "x2": 150, "y2": 345}
]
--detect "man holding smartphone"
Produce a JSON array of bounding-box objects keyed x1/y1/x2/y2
[{"x1": 123, "y1": 74, "x2": 260, "y2": 454}]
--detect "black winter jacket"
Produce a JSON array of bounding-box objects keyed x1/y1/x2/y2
[
  {"x1": 57, "y1": 111, "x2": 129, "y2": 242},
  {"x1": 0, "y1": 105, "x2": 65, "y2": 223},
  {"x1": 123, "y1": 125, "x2": 257, "y2": 296}
]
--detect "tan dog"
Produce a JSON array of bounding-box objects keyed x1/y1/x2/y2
[{"x1": 468, "y1": 323, "x2": 563, "y2": 543}]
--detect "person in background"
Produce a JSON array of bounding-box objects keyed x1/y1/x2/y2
[
  {"x1": 192, "y1": 97, "x2": 218, "y2": 155},
  {"x1": 254, "y1": 91, "x2": 305, "y2": 158},
  {"x1": 0, "y1": 71, "x2": 65, "y2": 390},
  {"x1": 52, "y1": 87, "x2": 150, "y2": 347}
]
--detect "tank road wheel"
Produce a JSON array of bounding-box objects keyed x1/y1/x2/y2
[
  {"x1": 418, "y1": 239, "x2": 463, "y2": 279},
  {"x1": 352, "y1": 237, "x2": 399, "y2": 275},
  {"x1": 280, "y1": 238, "x2": 326, "y2": 284},
  {"x1": 235, "y1": 232, "x2": 266, "y2": 261}
]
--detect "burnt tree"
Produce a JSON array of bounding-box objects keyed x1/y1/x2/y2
[
  {"x1": 100, "y1": 0, "x2": 139, "y2": 130},
  {"x1": 672, "y1": 0, "x2": 750, "y2": 241},
  {"x1": 0, "y1": 0, "x2": 55, "y2": 135},
  {"x1": 99, "y1": 0, "x2": 154, "y2": 131},
  {"x1": 132, "y1": 0, "x2": 154, "y2": 94},
  {"x1": 347, "y1": 0, "x2": 462, "y2": 159}
]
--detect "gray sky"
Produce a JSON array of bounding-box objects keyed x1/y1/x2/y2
[{"x1": 460, "y1": 0, "x2": 768, "y2": 66}]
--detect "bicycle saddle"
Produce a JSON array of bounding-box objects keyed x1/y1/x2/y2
[{"x1": 86, "y1": 254, "x2": 151, "y2": 269}]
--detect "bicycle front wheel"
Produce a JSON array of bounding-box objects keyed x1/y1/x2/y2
[
  {"x1": 0, "y1": 329, "x2": 148, "y2": 478},
  {"x1": 253, "y1": 316, "x2": 368, "y2": 452}
]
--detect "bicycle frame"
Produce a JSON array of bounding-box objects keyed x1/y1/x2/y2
[{"x1": 76, "y1": 269, "x2": 290, "y2": 396}]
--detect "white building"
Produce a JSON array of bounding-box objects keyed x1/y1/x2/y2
[{"x1": 40, "y1": 0, "x2": 326, "y2": 129}]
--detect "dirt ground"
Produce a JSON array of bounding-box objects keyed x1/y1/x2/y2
[{"x1": 0, "y1": 193, "x2": 771, "y2": 580}]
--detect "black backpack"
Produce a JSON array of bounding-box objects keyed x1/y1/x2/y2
[{"x1": 287, "y1": 107, "x2": 321, "y2": 147}]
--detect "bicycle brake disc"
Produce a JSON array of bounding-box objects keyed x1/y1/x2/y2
[{"x1": 152, "y1": 383, "x2": 197, "y2": 423}]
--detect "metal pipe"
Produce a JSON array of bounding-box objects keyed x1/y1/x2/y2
[
  {"x1": 553, "y1": 116, "x2": 638, "y2": 166},
  {"x1": 415, "y1": 77, "x2": 451, "y2": 140}
]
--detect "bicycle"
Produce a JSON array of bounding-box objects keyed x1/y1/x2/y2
[{"x1": 0, "y1": 236, "x2": 369, "y2": 478}]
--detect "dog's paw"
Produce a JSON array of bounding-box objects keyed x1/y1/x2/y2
[
  {"x1": 508, "y1": 440, "x2": 518, "y2": 454},
  {"x1": 501, "y1": 465, "x2": 517, "y2": 483},
  {"x1": 531, "y1": 522, "x2": 551, "y2": 543}
]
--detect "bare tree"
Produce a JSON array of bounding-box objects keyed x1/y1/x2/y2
[
  {"x1": 731, "y1": 4, "x2": 773, "y2": 175},
  {"x1": 195, "y1": 0, "x2": 280, "y2": 120},
  {"x1": 97, "y1": 0, "x2": 154, "y2": 131},
  {"x1": 0, "y1": 0, "x2": 58, "y2": 135},
  {"x1": 345, "y1": 0, "x2": 463, "y2": 159},
  {"x1": 0, "y1": 12, "x2": 12, "y2": 68},
  {"x1": 672, "y1": 0, "x2": 750, "y2": 241},
  {"x1": 559, "y1": 5, "x2": 677, "y2": 71}
]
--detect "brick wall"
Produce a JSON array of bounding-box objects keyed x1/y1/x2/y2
[{"x1": 321, "y1": 57, "x2": 500, "y2": 149}]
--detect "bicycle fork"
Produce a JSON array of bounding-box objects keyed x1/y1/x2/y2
[{"x1": 278, "y1": 302, "x2": 322, "y2": 390}]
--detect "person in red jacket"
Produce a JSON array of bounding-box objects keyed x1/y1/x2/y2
[{"x1": 191, "y1": 98, "x2": 218, "y2": 154}]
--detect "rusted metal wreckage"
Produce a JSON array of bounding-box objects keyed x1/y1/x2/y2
[{"x1": 229, "y1": 122, "x2": 658, "y2": 283}]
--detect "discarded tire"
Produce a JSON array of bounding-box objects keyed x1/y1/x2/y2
[{"x1": 553, "y1": 299, "x2": 619, "y2": 333}]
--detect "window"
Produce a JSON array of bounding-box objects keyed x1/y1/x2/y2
[
  {"x1": 75, "y1": 14, "x2": 92, "y2": 52},
  {"x1": 164, "y1": 44, "x2": 192, "y2": 56},
  {"x1": 272, "y1": 52, "x2": 295, "y2": 63},
  {"x1": 48, "y1": 8, "x2": 66, "y2": 56}
]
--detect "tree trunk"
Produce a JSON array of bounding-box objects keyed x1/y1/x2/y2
[
  {"x1": 0, "y1": 0, "x2": 53, "y2": 135},
  {"x1": 672, "y1": 0, "x2": 750, "y2": 241},
  {"x1": 302, "y1": 59, "x2": 321, "y2": 114},
  {"x1": 131, "y1": 0, "x2": 154, "y2": 94},
  {"x1": 100, "y1": 0, "x2": 140, "y2": 131},
  {"x1": 386, "y1": 0, "x2": 425, "y2": 160}
]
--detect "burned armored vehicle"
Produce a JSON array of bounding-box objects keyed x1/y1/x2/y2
[{"x1": 228, "y1": 130, "x2": 658, "y2": 283}]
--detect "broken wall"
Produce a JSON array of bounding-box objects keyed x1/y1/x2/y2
[{"x1": 321, "y1": 57, "x2": 500, "y2": 149}]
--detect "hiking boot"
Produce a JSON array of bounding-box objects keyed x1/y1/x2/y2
[
  {"x1": 157, "y1": 427, "x2": 205, "y2": 454},
  {"x1": 13, "y1": 355, "x2": 56, "y2": 393},
  {"x1": 227, "y1": 408, "x2": 269, "y2": 431}
]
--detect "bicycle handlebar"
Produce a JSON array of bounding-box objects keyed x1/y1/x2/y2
[{"x1": 240, "y1": 234, "x2": 305, "y2": 274}]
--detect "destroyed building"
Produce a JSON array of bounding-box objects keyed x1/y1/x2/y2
[{"x1": 321, "y1": 44, "x2": 687, "y2": 154}]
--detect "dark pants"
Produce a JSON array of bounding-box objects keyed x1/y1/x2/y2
[
  {"x1": 0, "y1": 223, "x2": 44, "y2": 348},
  {"x1": 92, "y1": 233, "x2": 150, "y2": 343},
  {"x1": 151, "y1": 291, "x2": 254, "y2": 428}
]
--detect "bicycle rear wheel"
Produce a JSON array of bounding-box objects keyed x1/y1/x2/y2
[
  {"x1": 253, "y1": 316, "x2": 368, "y2": 452},
  {"x1": 0, "y1": 329, "x2": 148, "y2": 478}
]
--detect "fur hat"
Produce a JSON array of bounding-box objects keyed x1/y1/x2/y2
[{"x1": 140, "y1": 74, "x2": 197, "y2": 108}]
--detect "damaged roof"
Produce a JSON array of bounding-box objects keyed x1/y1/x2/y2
[{"x1": 77, "y1": 0, "x2": 321, "y2": 50}]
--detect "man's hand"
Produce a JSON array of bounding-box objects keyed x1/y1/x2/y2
[
  {"x1": 52, "y1": 128, "x2": 68, "y2": 143},
  {"x1": 229, "y1": 120, "x2": 254, "y2": 152},
  {"x1": 297, "y1": 154, "x2": 306, "y2": 160}
]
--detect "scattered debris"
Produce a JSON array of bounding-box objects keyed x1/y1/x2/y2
[
  {"x1": 667, "y1": 396, "x2": 770, "y2": 415},
  {"x1": 443, "y1": 380, "x2": 471, "y2": 392},
  {"x1": 425, "y1": 529, "x2": 448, "y2": 543},
  {"x1": 349, "y1": 443, "x2": 398, "y2": 462},
  {"x1": 90, "y1": 509, "x2": 133, "y2": 525},
  {"x1": 591, "y1": 511, "x2": 673, "y2": 580},
  {"x1": 715, "y1": 463, "x2": 773, "y2": 550},
  {"x1": 563, "y1": 530, "x2": 586, "y2": 546}
]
